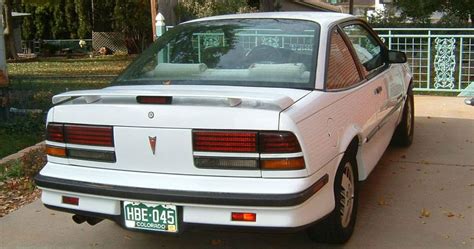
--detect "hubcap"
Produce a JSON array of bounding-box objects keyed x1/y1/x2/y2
[
  {"x1": 340, "y1": 162, "x2": 355, "y2": 228},
  {"x1": 406, "y1": 98, "x2": 412, "y2": 136}
]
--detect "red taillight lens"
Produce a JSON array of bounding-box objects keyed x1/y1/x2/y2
[
  {"x1": 137, "y1": 96, "x2": 172, "y2": 104},
  {"x1": 47, "y1": 123, "x2": 64, "y2": 142},
  {"x1": 259, "y1": 131, "x2": 301, "y2": 153},
  {"x1": 65, "y1": 125, "x2": 114, "y2": 147},
  {"x1": 62, "y1": 196, "x2": 79, "y2": 206},
  {"x1": 193, "y1": 131, "x2": 258, "y2": 153}
]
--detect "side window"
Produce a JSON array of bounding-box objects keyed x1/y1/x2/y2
[
  {"x1": 326, "y1": 29, "x2": 361, "y2": 90},
  {"x1": 342, "y1": 24, "x2": 384, "y2": 75}
]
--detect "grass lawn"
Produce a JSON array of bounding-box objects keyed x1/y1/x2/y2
[
  {"x1": 1, "y1": 55, "x2": 134, "y2": 159},
  {"x1": 8, "y1": 55, "x2": 134, "y2": 77},
  {"x1": 0, "y1": 131, "x2": 42, "y2": 159}
]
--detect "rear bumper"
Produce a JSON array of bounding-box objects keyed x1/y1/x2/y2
[
  {"x1": 35, "y1": 174, "x2": 328, "y2": 207},
  {"x1": 35, "y1": 156, "x2": 340, "y2": 229}
]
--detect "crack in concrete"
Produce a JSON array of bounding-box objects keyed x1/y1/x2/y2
[{"x1": 387, "y1": 159, "x2": 474, "y2": 167}]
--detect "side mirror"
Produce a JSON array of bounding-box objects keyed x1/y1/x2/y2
[{"x1": 388, "y1": 50, "x2": 407, "y2": 64}]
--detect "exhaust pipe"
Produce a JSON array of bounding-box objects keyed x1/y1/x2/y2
[
  {"x1": 86, "y1": 217, "x2": 103, "y2": 226},
  {"x1": 72, "y1": 215, "x2": 103, "y2": 226},
  {"x1": 72, "y1": 214, "x2": 87, "y2": 224}
]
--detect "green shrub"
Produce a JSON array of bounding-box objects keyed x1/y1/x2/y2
[
  {"x1": 0, "y1": 147, "x2": 46, "y2": 183},
  {"x1": 0, "y1": 160, "x2": 23, "y2": 181},
  {"x1": 0, "y1": 114, "x2": 45, "y2": 136}
]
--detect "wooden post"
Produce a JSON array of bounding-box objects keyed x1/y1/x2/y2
[{"x1": 150, "y1": 0, "x2": 157, "y2": 40}]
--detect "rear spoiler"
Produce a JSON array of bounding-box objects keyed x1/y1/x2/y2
[{"x1": 52, "y1": 89, "x2": 295, "y2": 110}]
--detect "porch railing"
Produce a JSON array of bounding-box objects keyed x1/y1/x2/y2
[
  {"x1": 374, "y1": 28, "x2": 474, "y2": 95},
  {"x1": 162, "y1": 25, "x2": 474, "y2": 95}
]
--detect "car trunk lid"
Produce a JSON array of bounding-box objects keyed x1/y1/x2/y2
[{"x1": 50, "y1": 85, "x2": 310, "y2": 177}]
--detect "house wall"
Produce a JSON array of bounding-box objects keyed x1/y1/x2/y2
[{"x1": 279, "y1": 1, "x2": 315, "y2": 11}]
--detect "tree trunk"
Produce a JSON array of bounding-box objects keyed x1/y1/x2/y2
[
  {"x1": 260, "y1": 0, "x2": 274, "y2": 12},
  {"x1": 3, "y1": 0, "x2": 18, "y2": 60},
  {"x1": 150, "y1": 0, "x2": 157, "y2": 40},
  {"x1": 158, "y1": 0, "x2": 178, "y2": 26}
]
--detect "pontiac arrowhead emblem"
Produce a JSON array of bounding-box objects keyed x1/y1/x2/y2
[{"x1": 148, "y1": 136, "x2": 157, "y2": 155}]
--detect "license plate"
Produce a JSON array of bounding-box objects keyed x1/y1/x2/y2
[{"x1": 123, "y1": 201, "x2": 178, "y2": 233}]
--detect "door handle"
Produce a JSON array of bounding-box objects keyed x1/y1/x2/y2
[{"x1": 374, "y1": 86, "x2": 383, "y2": 95}]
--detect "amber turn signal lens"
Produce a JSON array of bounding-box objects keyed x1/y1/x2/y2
[
  {"x1": 260, "y1": 157, "x2": 305, "y2": 170},
  {"x1": 46, "y1": 146, "x2": 67, "y2": 157},
  {"x1": 231, "y1": 212, "x2": 256, "y2": 222}
]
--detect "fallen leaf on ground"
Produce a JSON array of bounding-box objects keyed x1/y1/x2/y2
[
  {"x1": 444, "y1": 212, "x2": 456, "y2": 218},
  {"x1": 378, "y1": 198, "x2": 388, "y2": 206},
  {"x1": 210, "y1": 239, "x2": 222, "y2": 246},
  {"x1": 420, "y1": 208, "x2": 430, "y2": 218}
]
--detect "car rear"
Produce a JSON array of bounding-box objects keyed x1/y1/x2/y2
[{"x1": 35, "y1": 16, "x2": 335, "y2": 233}]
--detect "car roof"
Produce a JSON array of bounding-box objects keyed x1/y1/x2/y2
[{"x1": 184, "y1": 11, "x2": 355, "y2": 27}]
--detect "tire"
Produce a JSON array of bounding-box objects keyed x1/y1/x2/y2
[
  {"x1": 307, "y1": 151, "x2": 359, "y2": 244},
  {"x1": 392, "y1": 90, "x2": 414, "y2": 147}
]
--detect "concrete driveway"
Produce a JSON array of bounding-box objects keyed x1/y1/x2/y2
[{"x1": 1, "y1": 96, "x2": 473, "y2": 249}]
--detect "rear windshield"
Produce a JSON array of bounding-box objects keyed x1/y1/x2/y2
[{"x1": 114, "y1": 19, "x2": 320, "y2": 89}]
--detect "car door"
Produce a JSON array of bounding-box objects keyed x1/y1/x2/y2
[
  {"x1": 324, "y1": 25, "x2": 386, "y2": 179},
  {"x1": 340, "y1": 22, "x2": 402, "y2": 176}
]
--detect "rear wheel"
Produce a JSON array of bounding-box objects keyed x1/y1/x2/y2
[
  {"x1": 307, "y1": 152, "x2": 359, "y2": 244},
  {"x1": 392, "y1": 91, "x2": 414, "y2": 147}
]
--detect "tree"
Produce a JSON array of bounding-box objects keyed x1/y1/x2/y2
[
  {"x1": 394, "y1": 0, "x2": 443, "y2": 24},
  {"x1": 259, "y1": 0, "x2": 274, "y2": 11},
  {"x1": 64, "y1": 0, "x2": 79, "y2": 38},
  {"x1": 175, "y1": 0, "x2": 254, "y2": 22},
  {"x1": 75, "y1": 0, "x2": 91, "y2": 39},
  {"x1": 113, "y1": 0, "x2": 152, "y2": 53},
  {"x1": 442, "y1": 0, "x2": 474, "y2": 24},
  {"x1": 3, "y1": 0, "x2": 18, "y2": 59},
  {"x1": 52, "y1": 0, "x2": 68, "y2": 39},
  {"x1": 158, "y1": 0, "x2": 178, "y2": 25}
]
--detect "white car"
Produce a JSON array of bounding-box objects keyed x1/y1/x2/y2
[{"x1": 36, "y1": 12, "x2": 413, "y2": 243}]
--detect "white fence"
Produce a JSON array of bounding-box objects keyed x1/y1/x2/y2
[{"x1": 375, "y1": 28, "x2": 474, "y2": 95}]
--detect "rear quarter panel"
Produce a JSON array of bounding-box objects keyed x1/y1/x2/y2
[{"x1": 280, "y1": 86, "x2": 379, "y2": 179}]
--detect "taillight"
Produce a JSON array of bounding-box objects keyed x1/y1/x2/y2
[
  {"x1": 65, "y1": 125, "x2": 114, "y2": 147},
  {"x1": 194, "y1": 157, "x2": 259, "y2": 169},
  {"x1": 46, "y1": 123, "x2": 115, "y2": 162},
  {"x1": 260, "y1": 157, "x2": 305, "y2": 170},
  {"x1": 46, "y1": 145, "x2": 67, "y2": 157},
  {"x1": 193, "y1": 131, "x2": 257, "y2": 153},
  {"x1": 46, "y1": 123, "x2": 64, "y2": 142},
  {"x1": 260, "y1": 132, "x2": 301, "y2": 153},
  {"x1": 192, "y1": 130, "x2": 305, "y2": 170}
]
